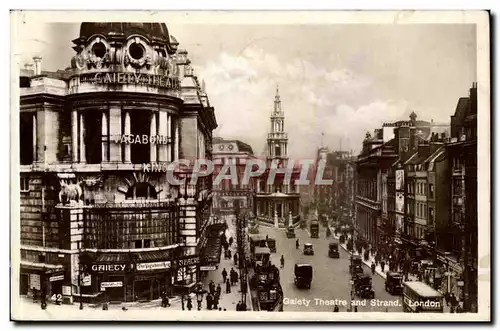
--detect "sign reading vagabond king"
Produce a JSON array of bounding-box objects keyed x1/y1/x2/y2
[{"x1": 136, "y1": 261, "x2": 171, "y2": 271}]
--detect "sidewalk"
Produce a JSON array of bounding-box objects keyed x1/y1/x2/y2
[
  {"x1": 200, "y1": 216, "x2": 251, "y2": 311},
  {"x1": 329, "y1": 226, "x2": 457, "y2": 313},
  {"x1": 19, "y1": 292, "x2": 196, "y2": 312}
]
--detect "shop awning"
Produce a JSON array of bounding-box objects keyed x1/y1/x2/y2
[
  {"x1": 96, "y1": 253, "x2": 131, "y2": 263},
  {"x1": 134, "y1": 250, "x2": 172, "y2": 262},
  {"x1": 57, "y1": 173, "x2": 76, "y2": 179},
  {"x1": 201, "y1": 236, "x2": 222, "y2": 265},
  {"x1": 21, "y1": 261, "x2": 65, "y2": 272}
]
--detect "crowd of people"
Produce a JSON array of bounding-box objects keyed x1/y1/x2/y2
[{"x1": 335, "y1": 226, "x2": 466, "y2": 313}]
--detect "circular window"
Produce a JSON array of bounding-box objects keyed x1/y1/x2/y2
[
  {"x1": 228, "y1": 144, "x2": 234, "y2": 150},
  {"x1": 219, "y1": 145, "x2": 224, "y2": 150},
  {"x1": 92, "y1": 42, "x2": 107, "y2": 58},
  {"x1": 129, "y1": 43, "x2": 145, "y2": 60}
]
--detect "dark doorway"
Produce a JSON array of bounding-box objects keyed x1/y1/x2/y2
[
  {"x1": 84, "y1": 112, "x2": 102, "y2": 164},
  {"x1": 20, "y1": 113, "x2": 34, "y2": 165}
]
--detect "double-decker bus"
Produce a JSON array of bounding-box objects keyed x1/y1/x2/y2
[{"x1": 402, "y1": 281, "x2": 444, "y2": 313}]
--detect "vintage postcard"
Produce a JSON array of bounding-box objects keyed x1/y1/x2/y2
[{"x1": 10, "y1": 10, "x2": 490, "y2": 321}]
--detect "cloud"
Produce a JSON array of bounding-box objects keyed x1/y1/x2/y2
[{"x1": 196, "y1": 46, "x2": 413, "y2": 158}]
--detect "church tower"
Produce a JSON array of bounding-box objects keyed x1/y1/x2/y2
[{"x1": 267, "y1": 85, "x2": 288, "y2": 168}]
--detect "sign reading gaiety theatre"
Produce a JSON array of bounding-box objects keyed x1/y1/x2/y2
[{"x1": 77, "y1": 72, "x2": 181, "y2": 90}]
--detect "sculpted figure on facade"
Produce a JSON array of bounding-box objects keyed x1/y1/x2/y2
[{"x1": 58, "y1": 179, "x2": 83, "y2": 205}]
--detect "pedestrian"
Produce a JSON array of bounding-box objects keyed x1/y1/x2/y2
[
  {"x1": 445, "y1": 292, "x2": 451, "y2": 306},
  {"x1": 381, "y1": 261, "x2": 386, "y2": 272},
  {"x1": 206, "y1": 293, "x2": 212, "y2": 310},
  {"x1": 234, "y1": 252, "x2": 238, "y2": 266},
  {"x1": 222, "y1": 268, "x2": 228, "y2": 283},
  {"x1": 354, "y1": 305, "x2": 358, "y2": 312},
  {"x1": 187, "y1": 297, "x2": 193, "y2": 311},
  {"x1": 229, "y1": 237, "x2": 233, "y2": 247},
  {"x1": 32, "y1": 287, "x2": 38, "y2": 303},
  {"x1": 333, "y1": 305, "x2": 339, "y2": 312},
  {"x1": 209, "y1": 280, "x2": 215, "y2": 294},
  {"x1": 232, "y1": 270, "x2": 239, "y2": 286},
  {"x1": 216, "y1": 283, "x2": 222, "y2": 298},
  {"x1": 219, "y1": 307, "x2": 222, "y2": 311},
  {"x1": 266, "y1": 235, "x2": 269, "y2": 241},
  {"x1": 213, "y1": 293, "x2": 219, "y2": 309},
  {"x1": 226, "y1": 279, "x2": 231, "y2": 293},
  {"x1": 371, "y1": 262, "x2": 376, "y2": 275}
]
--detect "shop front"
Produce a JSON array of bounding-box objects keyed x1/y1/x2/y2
[
  {"x1": 20, "y1": 261, "x2": 66, "y2": 299},
  {"x1": 88, "y1": 250, "x2": 174, "y2": 303}
]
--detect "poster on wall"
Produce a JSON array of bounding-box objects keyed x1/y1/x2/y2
[
  {"x1": 396, "y1": 192, "x2": 404, "y2": 213},
  {"x1": 395, "y1": 170, "x2": 404, "y2": 190},
  {"x1": 71, "y1": 254, "x2": 80, "y2": 286}
]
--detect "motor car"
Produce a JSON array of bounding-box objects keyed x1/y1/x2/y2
[
  {"x1": 354, "y1": 275, "x2": 375, "y2": 299},
  {"x1": 328, "y1": 242, "x2": 340, "y2": 258},
  {"x1": 294, "y1": 263, "x2": 313, "y2": 289},
  {"x1": 385, "y1": 272, "x2": 404, "y2": 295},
  {"x1": 286, "y1": 226, "x2": 296, "y2": 238},
  {"x1": 303, "y1": 243, "x2": 314, "y2": 255}
]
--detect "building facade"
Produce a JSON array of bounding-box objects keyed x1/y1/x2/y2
[
  {"x1": 18, "y1": 22, "x2": 217, "y2": 303},
  {"x1": 212, "y1": 137, "x2": 257, "y2": 215},
  {"x1": 446, "y1": 83, "x2": 478, "y2": 312},
  {"x1": 254, "y1": 87, "x2": 301, "y2": 228}
]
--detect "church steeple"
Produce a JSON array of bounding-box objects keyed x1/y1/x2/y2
[{"x1": 267, "y1": 85, "x2": 288, "y2": 167}]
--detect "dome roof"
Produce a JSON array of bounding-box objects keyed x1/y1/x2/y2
[{"x1": 77, "y1": 22, "x2": 171, "y2": 45}]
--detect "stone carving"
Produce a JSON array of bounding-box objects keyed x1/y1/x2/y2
[
  {"x1": 80, "y1": 175, "x2": 103, "y2": 188},
  {"x1": 59, "y1": 179, "x2": 83, "y2": 205}
]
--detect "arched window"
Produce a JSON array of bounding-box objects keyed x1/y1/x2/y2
[{"x1": 126, "y1": 182, "x2": 158, "y2": 200}]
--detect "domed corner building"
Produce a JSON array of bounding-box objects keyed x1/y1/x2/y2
[{"x1": 18, "y1": 22, "x2": 218, "y2": 304}]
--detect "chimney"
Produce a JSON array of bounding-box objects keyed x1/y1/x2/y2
[{"x1": 33, "y1": 56, "x2": 42, "y2": 76}]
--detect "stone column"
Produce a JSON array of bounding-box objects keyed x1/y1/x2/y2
[
  {"x1": 101, "y1": 111, "x2": 108, "y2": 162},
  {"x1": 174, "y1": 119, "x2": 179, "y2": 161},
  {"x1": 79, "y1": 113, "x2": 86, "y2": 163},
  {"x1": 166, "y1": 114, "x2": 171, "y2": 162},
  {"x1": 32, "y1": 113, "x2": 37, "y2": 162},
  {"x1": 158, "y1": 111, "x2": 167, "y2": 162},
  {"x1": 108, "y1": 104, "x2": 122, "y2": 163},
  {"x1": 124, "y1": 111, "x2": 131, "y2": 163},
  {"x1": 71, "y1": 111, "x2": 78, "y2": 163},
  {"x1": 150, "y1": 112, "x2": 157, "y2": 162}
]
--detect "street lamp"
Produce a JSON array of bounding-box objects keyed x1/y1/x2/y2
[{"x1": 348, "y1": 279, "x2": 355, "y2": 312}]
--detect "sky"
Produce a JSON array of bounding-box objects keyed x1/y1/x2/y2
[{"x1": 14, "y1": 20, "x2": 477, "y2": 159}]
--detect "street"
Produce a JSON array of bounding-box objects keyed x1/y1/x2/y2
[{"x1": 258, "y1": 224, "x2": 404, "y2": 313}]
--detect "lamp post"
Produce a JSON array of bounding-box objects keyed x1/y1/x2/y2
[{"x1": 348, "y1": 279, "x2": 354, "y2": 312}]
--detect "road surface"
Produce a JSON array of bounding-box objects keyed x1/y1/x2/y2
[{"x1": 258, "y1": 224, "x2": 404, "y2": 313}]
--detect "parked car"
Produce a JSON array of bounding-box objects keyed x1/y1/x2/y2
[{"x1": 303, "y1": 243, "x2": 314, "y2": 255}]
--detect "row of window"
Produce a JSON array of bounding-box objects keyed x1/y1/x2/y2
[{"x1": 406, "y1": 182, "x2": 435, "y2": 198}]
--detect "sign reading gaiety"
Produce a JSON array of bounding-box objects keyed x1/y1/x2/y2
[{"x1": 78, "y1": 72, "x2": 181, "y2": 90}]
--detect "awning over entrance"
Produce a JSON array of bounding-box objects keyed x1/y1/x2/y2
[
  {"x1": 201, "y1": 235, "x2": 222, "y2": 266},
  {"x1": 20, "y1": 261, "x2": 65, "y2": 273},
  {"x1": 96, "y1": 253, "x2": 131, "y2": 263},
  {"x1": 133, "y1": 250, "x2": 172, "y2": 262}
]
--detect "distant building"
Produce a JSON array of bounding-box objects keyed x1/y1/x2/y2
[
  {"x1": 254, "y1": 87, "x2": 301, "y2": 228},
  {"x1": 212, "y1": 137, "x2": 257, "y2": 214}
]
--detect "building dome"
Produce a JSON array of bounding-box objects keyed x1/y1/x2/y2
[{"x1": 76, "y1": 22, "x2": 172, "y2": 47}]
